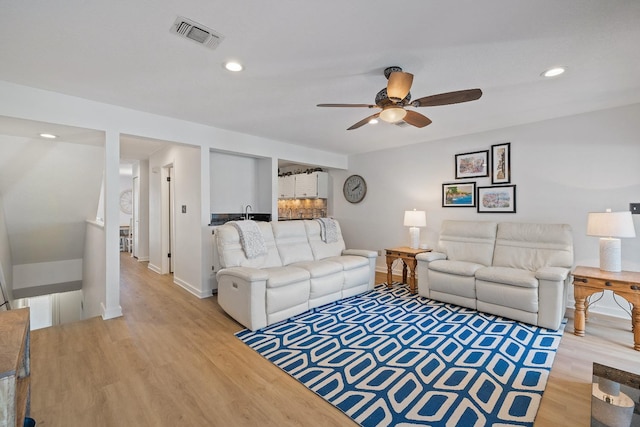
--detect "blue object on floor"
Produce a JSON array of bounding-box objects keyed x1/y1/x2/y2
[
  {"x1": 236, "y1": 283, "x2": 566, "y2": 427},
  {"x1": 24, "y1": 417, "x2": 36, "y2": 427}
]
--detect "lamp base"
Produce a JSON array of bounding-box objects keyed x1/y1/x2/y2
[
  {"x1": 409, "y1": 227, "x2": 420, "y2": 249},
  {"x1": 599, "y1": 237, "x2": 622, "y2": 272}
]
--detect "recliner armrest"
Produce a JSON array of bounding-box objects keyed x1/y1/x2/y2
[
  {"x1": 216, "y1": 266, "x2": 269, "y2": 282},
  {"x1": 342, "y1": 249, "x2": 378, "y2": 258},
  {"x1": 416, "y1": 251, "x2": 447, "y2": 262},
  {"x1": 535, "y1": 266, "x2": 570, "y2": 282}
]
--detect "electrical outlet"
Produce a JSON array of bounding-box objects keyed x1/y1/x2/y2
[
  {"x1": 377, "y1": 250, "x2": 383, "y2": 256},
  {"x1": 631, "y1": 203, "x2": 640, "y2": 214}
]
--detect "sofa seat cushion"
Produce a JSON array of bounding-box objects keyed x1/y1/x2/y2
[
  {"x1": 263, "y1": 266, "x2": 310, "y2": 288},
  {"x1": 428, "y1": 260, "x2": 485, "y2": 277},
  {"x1": 290, "y1": 260, "x2": 343, "y2": 277},
  {"x1": 475, "y1": 266, "x2": 538, "y2": 288},
  {"x1": 325, "y1": 255, "x2": 369, "y2": 271},
  {"x1": 476, "y1": 281, "x2": 538, "y2": 313}
]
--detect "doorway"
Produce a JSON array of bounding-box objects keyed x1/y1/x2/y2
[
  {"x1": 132, "y1": 175, "x2": 139, "y2": 258},
  {"x1": 161, "y1": 164, "x2": 175, "y2": 274}
]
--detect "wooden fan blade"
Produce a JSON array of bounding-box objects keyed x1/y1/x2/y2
[
  {"x1": 387, "y1": 72, "x2": 413, "y2": 102},
  {"x1": 317, "y1": 103, "x2": 377, "y2": 108},
  {"x1": 347, "y1": 113, "x2": 380, "y2": 130},
  {"x1": 412, "y1": 88, "x2": 482, "y2": 107},
  {"x1": 403, "y1": 110, "x2": 432, "y2": 128}
]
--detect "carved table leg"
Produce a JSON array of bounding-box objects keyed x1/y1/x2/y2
[
  {"x1": 402, "y1": 261, "x2": 408, "y2": 285},
  {"x1": 574, "y1": 295, "x2": 587, "y2": 337},
  {"x1": 386, "y1": 255, "x2": 394, "y2": 289},
  {"x1": 407, "y1": 258, "x2": 418, "y2": 293}
]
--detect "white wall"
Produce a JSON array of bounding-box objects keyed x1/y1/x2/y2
[
  {"x1": 210, "y1": 151, "x2": 259, "y2": 213},
  {"x1": 149, "y1": 144, "x2": 204, "y2": 296},
  {"x1": 0, "y1": 194, "x2": 13, "y2": 304},
  {"x1": 332, "y1": 103, "x2": 640, "y2": 319},
  {"x1": 134, "y1": 159, "x2": 150, "y2": 261},
  {"x1": 82, "y1": 220, "x2": 105, "y2": 319},
  {"x1": 13, "y1": 259, "x2": 82, "y2": 289}
]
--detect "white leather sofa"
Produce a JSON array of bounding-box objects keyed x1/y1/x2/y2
[
  {"x1": 215, "y1": 220, "x2": 377, "y2": 331},
  {"x1": 416, "y1": 220, "x2": 573, "y2": 330}
]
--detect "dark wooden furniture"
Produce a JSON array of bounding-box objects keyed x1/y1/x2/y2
[
  {"x1": 385, "y1": 247, "x2": 431, "y2": 293},
  {"x1": 573, "y1": 266, "x2": 640, "y2": 351}
]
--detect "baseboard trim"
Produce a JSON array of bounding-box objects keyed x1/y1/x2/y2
[
  {"x1": 173, "y1": 276, "x2": 211, "y2": 299},
  {"x1": 147, "y1": 263, "x2": 161, "y2": 274},
  {"x1": 137, "y1": 256, "x2": 149, "y2": 262},
  {"x1": 101, "y1": 302, "x2": 123, "y2": 320}
]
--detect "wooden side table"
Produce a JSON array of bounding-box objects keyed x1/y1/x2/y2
[
  {"x1": 573, "y1": 266, "x2": 640, "y2": 351},
  {"x1": 385, "y1": 247, "x2": 431, "y2": 293},
  {"x1": 0, "y1": 308, "x2": 31, "y2": 427}
]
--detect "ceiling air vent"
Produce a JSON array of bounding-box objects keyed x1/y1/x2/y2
[{"x1": 171, "y1": 16, "x2": 224, "y2": 50}]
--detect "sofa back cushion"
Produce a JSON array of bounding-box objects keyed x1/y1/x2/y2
[
  {"x1": 272, "y1": 221, "x2": 315, "y2": 265},
  {"x1": 492, "y1": 222, "x2": 573, "y2": 271},
  {"x1": 216, "y1": 222, "x2": 283, "y2": 268},
  {"x1": 437, "y1": 220, "x2": 497, "y2": 266},
  {"x1": 304, "y1": 219, "x2": 346, "y2": 260}
]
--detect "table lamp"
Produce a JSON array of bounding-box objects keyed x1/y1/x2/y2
[
  {"x1": 587, "y1": 209, "x2": 636, "y2": 272},
  {"x1": 404, "y1": 209, "x2": 426, "y2": 249}
]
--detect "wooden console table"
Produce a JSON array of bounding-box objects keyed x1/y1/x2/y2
[
  {"x1": 573, "y1": 266, "x2": 640, "y2": 351},
  {"x1": 0, "y1": 308, "x2": 31, "y2": 427},
  {"x1": 385, "y1": 247, "x2": 431, "y2": 293}
]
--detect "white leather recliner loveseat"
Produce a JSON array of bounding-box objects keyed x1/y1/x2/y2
[
  {"x1": 416, "y1": 220, "x2": 573, "y2": 330},
  {"x1": 215, "y1": 219, "x2": 377, "y2": 331}
]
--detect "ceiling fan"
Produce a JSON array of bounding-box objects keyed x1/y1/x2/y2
[{"x1": 317, "y1": 66, "x2": 482, "y2": 130}]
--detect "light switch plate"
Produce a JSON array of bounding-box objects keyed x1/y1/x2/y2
[{"x1": 630, "y1": 203, "x2": 640, "y2": 214}]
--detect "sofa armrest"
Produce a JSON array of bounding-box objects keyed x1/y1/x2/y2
[
  {"x1": 216, "y1": 266, "x2": 269, "y2": 331},
  {"x1": 216, "y1": 266, "x2": 269, "y2": 282},
  {"x1": 535, "y1": 266, "x2": 570, "y2": 282},
  {"x1": 342, "y1": 249, "x2": 378, "y2": 258},
  {"x1": 416, "y1": 251, "x2": 447, "y2": 262}
]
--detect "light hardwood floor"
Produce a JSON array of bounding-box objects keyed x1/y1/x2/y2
[{"x1": 29, "y1": 253, "x2": 639, "y2": 426}]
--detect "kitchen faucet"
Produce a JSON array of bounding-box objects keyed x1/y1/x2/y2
[{"x1": 244, "y1": 204, "x2": 253, "y2": 220}]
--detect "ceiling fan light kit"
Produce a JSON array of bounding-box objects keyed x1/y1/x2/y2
[
  {"x1": 317, "y1": 66, "x2": 482, "y2": 130},
  {"x1": 379, "y1": 106, "x2": 407, "y2": 123}
]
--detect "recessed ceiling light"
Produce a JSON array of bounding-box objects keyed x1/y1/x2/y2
[
  {"x1": 541, "y1": 67, "x2": 566, "y2": 78},
  {"x1": 224, "y1": 61, "x2": 243, "y2": 72},
  {"x1": 369, "y1": 118, "x2": 379, "y2": 125},
  {"x1": 39, "y1": 133, "x2": 57, "y2": 139}
]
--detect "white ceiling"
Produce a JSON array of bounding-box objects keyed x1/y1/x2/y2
[{"x1": 1, "y1": 1, "x2": 639, "y2": 155}]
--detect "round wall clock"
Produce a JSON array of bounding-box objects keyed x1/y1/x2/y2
[
  {"x1": 119, "y1": 189, "x2": 133, "y2": 214},
  {"x1": 343, "y1": 174, "x2": 367, "y2": 204}
]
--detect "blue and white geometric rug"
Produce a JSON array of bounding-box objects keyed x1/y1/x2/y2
[{"x1": 236, "y1": 283, "x2": 565, "y2": 427}]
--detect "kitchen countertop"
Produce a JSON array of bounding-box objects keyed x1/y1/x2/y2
[{"x1": 209, "y1": 213, "x2": 271, "y2": 226}]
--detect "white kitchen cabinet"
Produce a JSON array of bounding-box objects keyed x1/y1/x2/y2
[
  {"x1": 278, "y1": 175, "x2": 295, "y2": 199},
  {"x1": 294, "y1": 171, "x2": 328, "y2": 199}
]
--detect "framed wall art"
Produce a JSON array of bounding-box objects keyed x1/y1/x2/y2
[
  {"x1": 491, "y1": 142, "x2": 511, "y2": 184},
  {"x1": 455, "y1": 150, "x2": 489, "y2": 179},
  {"x1": 442, "y1": 182, "x2": 476, "y2": 207},
  {"x1": 477, "y1": 185, "x2": 516, "y2": 213}
]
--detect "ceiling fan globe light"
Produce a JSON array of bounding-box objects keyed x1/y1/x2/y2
[{"x1": 379, "y1": 106, "x2": 407, "y2": 123}]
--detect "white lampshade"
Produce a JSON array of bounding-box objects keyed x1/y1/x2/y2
[
  {"x1": 587, "y1": 209, "x2": 636, "y2": 272},
  {"x1": 404, "y1": 210, "x2": 426, "y2": 227},
  {"x1": 587, "y1": 210, "x2": 636, "y2": 238}
]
